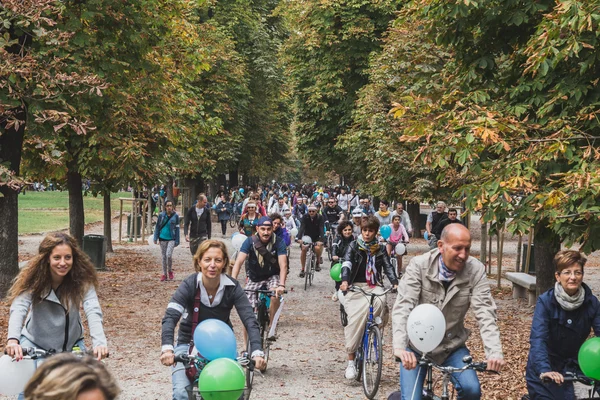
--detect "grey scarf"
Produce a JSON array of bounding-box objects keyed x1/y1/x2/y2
[{"x1": 554, "y1": 282, "x2": 584, "y2": 311}]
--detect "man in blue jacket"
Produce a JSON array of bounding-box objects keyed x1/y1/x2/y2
[{"x1": 154, "y1": 200, "x2": 180, "y2": 281}]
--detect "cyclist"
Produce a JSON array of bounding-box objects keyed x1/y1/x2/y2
[
  {"x1": 392, "y1": 224, "x2": 504, "y2": 399},
  {"x1": 337, "y1": 187, "x2": 352, "y2": 216},
  {"x1": 374, "y1": 200, "x2": 392, "y2": 227},
  {"x1": 292, "y1": 197, "x2": 308, "y2": 227},
  {"x1": 297, "y1": 205, "x2": 325, "y2": 276},
  {"x1": 6, "y1": 232, "x2": 109, "y2": 363},
  {"x1": 24, "y1": 353, "x2": 120, "y2": 400},
  {"x1": 351, "y1": 208, "x2": 365, "y2": 238},
  {"x1": 425, "y1": 201, "x2": 448, "y2": 249},
  {"x1": 269, "y1": 196, "x2": 290, "y2": 216},
  {"x1": 387, "y1": 215, "x2": 409, "y2": 276},
  {"x1": 239, "y1": 200, "x2": 259, "y2": 236},
  {"x1": 283, "y1": 209, "x2": 297, "y2": 231},
  {"x1": 339, "y1": 216, "x2": 398, "y2": 380},
  {"x1": 232, "y1": 217, "x2": 287, "y2": 340},
  {"x1": 391, "y1": 202, "x2": 413, "y2": 236},
  {"x1": 323, "y1": 198, "x2": 345, "y2": 227},
  {"x1": 525, "y1": 250, "x2": 600, "y2": 399},
  {"x1": 271, "y1": 213, "x2": 292, "y2": 249},
  {"x1": 161, "y1": 240, "x2": 265, "y2": 399},
  {"x1": 331, "y1": 220, "x2": 354, "y2": 301}
]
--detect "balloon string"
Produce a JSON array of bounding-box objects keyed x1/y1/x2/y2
[{"x1": 410, "y1": 364, "x2": 424, "y2": 400}]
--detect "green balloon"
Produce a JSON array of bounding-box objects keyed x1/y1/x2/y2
[
  {"x1": 579, "y1": 337, "x2": 600, "y2": 380},
  {"x1": 199, "y1": 358, "x2": 245, "y2": 400},
  {"x1": 330, "y1": 263, "x2": 342, "y2": 282}
]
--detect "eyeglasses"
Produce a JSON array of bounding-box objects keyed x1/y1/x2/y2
[
  {"x1": 247, "y1": 207, "x2": 256, "y2": 209},
  {"x1": 560, "y1": 270, "x2": 583, "y2": 277},
  {"x1": 308, "y1": 210, "x2": 316, "y2": 213}
]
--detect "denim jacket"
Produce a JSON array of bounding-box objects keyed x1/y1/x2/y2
[{"x1": 154, "y1": 211, "x2": 180, "y2": 246}]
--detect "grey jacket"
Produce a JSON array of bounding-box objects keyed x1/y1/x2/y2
[
  {"x1": 392, "y1": 249, "x2": 503, "y2": 364},
  {"x1": 8, "y1": 286, "x2": 107, "y2": 352}
]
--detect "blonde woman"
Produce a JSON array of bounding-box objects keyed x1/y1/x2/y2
[
  {"x1": 161, "y1": 240, "x2": 265, "y2": 400},
  {"x1": 24, "y1": 353, "x2": 119, "y2": 400},
  {"x1": 6, "y1": 232, "x2": 108, "y2": 362}
]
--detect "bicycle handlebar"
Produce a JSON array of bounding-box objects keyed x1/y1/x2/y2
[
  {"x1": 542, "y1": 372, "x2": 597, "y2": 386},
  {"x1": 244, "y1": 289, "x2": 288, "y2": 295},
  {"x1": 349, "y1": 285, "x2": 397, "y2": 296},
  {"x1": 174, "y1": 353, "x2": 256, "y2": 371}
]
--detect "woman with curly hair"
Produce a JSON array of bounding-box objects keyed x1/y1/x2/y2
[{"x1": 5, "y1": 232, "x2": 108, "y2": 362}]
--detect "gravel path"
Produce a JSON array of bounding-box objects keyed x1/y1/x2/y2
[{"x1": 3, "y1": 214, "x2": 600, "y2": 399}]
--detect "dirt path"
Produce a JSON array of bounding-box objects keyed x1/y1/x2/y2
[{"x1": 2, "y1": 217, "x2": 600, "y2": 399}]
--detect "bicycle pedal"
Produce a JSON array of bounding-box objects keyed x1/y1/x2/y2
[{"x1": 266, "y1": 336, "x2": 277, "y2": 342}]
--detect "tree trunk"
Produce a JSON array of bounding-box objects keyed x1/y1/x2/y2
[
  {"x1": 480, "y1": 221, "x2": 487, "y2": 265},
  {"x1": 534, "y1": 221, "x2": 561, "y2": 295},
  {"x1": 0, "y1": 106, "x2": 26, "y2": 298},
  {"x1": 166, "y1": 176, "x2": 174, "y2": 204},
  {"x1": 103, "y1": 190, "x2": 113, "y2": 253},
  {"x1": 229, "y1": 169, "x2": 239, "y2": 188},
  {"x1": 407, "y1": 202, "x2": 421, "y2": 238},
  {"x1": 67, "y1": 159, "x2": 85, "y2": 246}
]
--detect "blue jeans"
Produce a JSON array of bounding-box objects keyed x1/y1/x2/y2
[
  {"x1": 18, "y1": 336, "x2": 87, "y2": 400},
  {"x1": 172, "y1": 343, "x2": 192, "y2": 400},
  {"x1": 399, "y1": 346, "x2": 481, "y2": 400}
]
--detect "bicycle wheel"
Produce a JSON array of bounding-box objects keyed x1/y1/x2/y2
[
  {"x1": 354, "y1": 346, "x2": 363, "y2": 383},
  {"x1": 340, "y1": 304, "x2": 348, "y2": 327},
  {"x1": 244, "y1": 337, "x2": 253, "y2": 399},
  {"x1": 229, "y1": 214, "x2": 237, "y2": 228},
  {"x1": 362, "y1": 326, "x2": 383, "y2": 399},
  {"x1": 304, "y1": 249, "x2": 312, "y2": 290},
  {"x1": 326, "y1": 235, "x2": 333, "y2": 261},
  {"x1": 258, "y1": 303, "x2": 270, "y2": 371},
  {"x1": 309, "y1": 254, "x2": 315, "y2": 287}
]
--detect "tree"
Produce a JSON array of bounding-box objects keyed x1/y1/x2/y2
[
  {"x1": 386, "y1": 0, "x2": 600, "y2": 293},
  {"x1": 282, "y1": 0, "x2": 398, "y2": 174}
]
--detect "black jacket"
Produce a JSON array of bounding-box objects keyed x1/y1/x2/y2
[
  {"x1": 341, "y1": 241, "x2": 398, "y2": 285},
  {"x1": 184, "y1": 206, "x2": 212, "y2": 239},
  {"x1": 161, "y1": 274, "x2": 262, "y2": 353}
]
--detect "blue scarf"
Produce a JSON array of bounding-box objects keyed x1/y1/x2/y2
[
  {"x1": 357, "y1": 237, "x2": 380, "y2": 287},
  {"x1": 438, "y1": 256, "x2": 456, "y2": 282}
]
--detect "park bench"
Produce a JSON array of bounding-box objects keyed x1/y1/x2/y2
[{"x1": 506, "y1": 272, "x2": 537, "y2": 306}]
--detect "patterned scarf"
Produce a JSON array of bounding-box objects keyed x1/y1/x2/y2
[
  {"x1": 438, "y1": 256, "x2": 456, "y2": 282},
  {"x1": 378, "y1": 209, "x2": 390, "y2": 217},
  {"x1": 357, "y1": 237, "x2": 380, "y2": 287},
  {"x1": 254, "y1": 233, "x2": 277, "y2": 268}
]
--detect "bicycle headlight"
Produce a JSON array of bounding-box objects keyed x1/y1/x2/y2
[{"x1": 374, "y1": 316, "x2": 383, "y2": 325}]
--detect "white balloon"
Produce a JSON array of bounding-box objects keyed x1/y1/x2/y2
[
  {"x1": 395, "y1": 243, "x2": 406, "y2": 255},
  {"x1": 232, "y1": 234, "x2": 247, "y2": 251},
  {"x1": 0, "y1": 355, "x2": 36, "y2": 395},
  {"x1": 301, "y1": 235, "x2": 312, "y2": 244},
  {"x1": 407, "y1": 304, "x2": 446, "y2": 354},
  {"x1": 290, "y1": 228, "x2": 298, "y2": 239}
]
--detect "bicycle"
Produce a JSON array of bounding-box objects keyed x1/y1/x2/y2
[
  {"x1": 174, "y1": 352, "x2": 254, "y2": 400},
  {"x1": 229, "y1": 203, "x2": 242, "y2": 228},
  {"x1": 520, "y1": 372, "x2": 600, "y2": 400},
  {"x1": 397, "y1": 354, "x2": 496, "y2": 400},
  {"x1": 244, "y1": 287, "x2": 287, "y2": 375},
  {"x1": 302, "y1": 242, "x2": 318, "y2": 290},
  {"x1": 348, "y1": 285, "x2": 396, "y2": 399},
  {"x1": 325, "y1": 225, "x2": 334, "y2": 262}
]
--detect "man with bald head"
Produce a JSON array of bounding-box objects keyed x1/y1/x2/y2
[{"x1": 392, "y1": 224, "x2": 504, "y2": 399}]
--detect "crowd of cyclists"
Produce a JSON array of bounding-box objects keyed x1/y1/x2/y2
[{"x1": 3, "y1": 182, "x2": 600, "y2": 400}]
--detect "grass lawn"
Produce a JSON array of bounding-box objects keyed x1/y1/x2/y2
[{"x1": 18, "y1": 191, "x2": 133, "y2": 234}]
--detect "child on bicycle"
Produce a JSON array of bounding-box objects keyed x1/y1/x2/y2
[
  {"x1": 339, "y1": 216, "x2": 398, "y2": 380},
  {"x1": 331, "y1": 220, "x2": 354, "y2": 301},
  {"x1": 387, "y1": 215, "x2": 409, "y2": 277}
]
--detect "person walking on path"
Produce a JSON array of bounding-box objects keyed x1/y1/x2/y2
[
  {"x1": 215, "y1": 194, "x2": 232, "y2": 237},
  {"x1": 153, "y1": 200, "x2": 180, "y2": 281},
  {"x1": 184, "y1": 194, "x2": 212, "y2": 256}
]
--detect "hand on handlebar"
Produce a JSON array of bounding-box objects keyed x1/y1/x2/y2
[
  {"x1": 392, "y1": 284, "x2": 398, "y2": 294},
  {"x1": 486, "y1": 358, "x2": 505, "y2": 373},
  {"x1": 93, "y1": 345, "x2": 109, "y2": 361},
  {"x1": 160, "y1": 350, "x2": 175, "y2": 367},
  {"x1": 5, "y1": 339, "x2": 23, "y2": 361},
  {"x1": 395, "y1": 349, "x2": 417, "y2": 370},
  {"x1": 339, "y1": 281, "x2": 348, "y2": 292},
  {"x1": 540, "y1": 371, "x2": 564, "y2": 384},
  {"x1": 253, "y1": 356, "x2": 266, "y2": 371}
]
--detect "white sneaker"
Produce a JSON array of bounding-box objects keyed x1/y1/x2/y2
[
  {"x1": 331, "y1": 292, "x2": 338, "y2": 302},
  {"x1": 345, "y1": 363, "x2": 358, "y2": 380}
]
